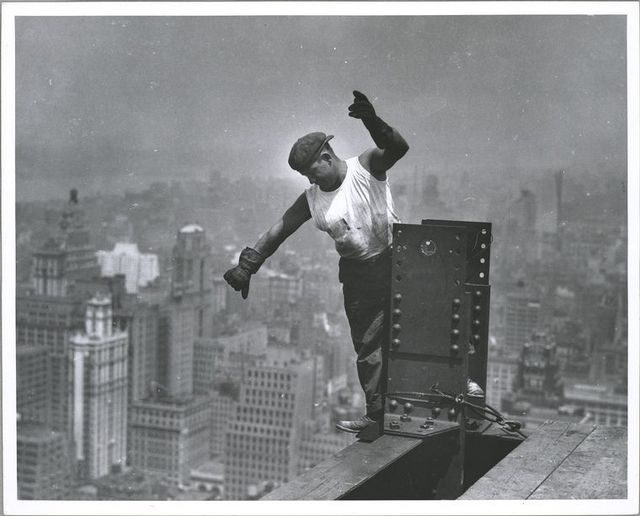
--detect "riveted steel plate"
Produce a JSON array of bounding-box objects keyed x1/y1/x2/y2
[
  {"x1": 422, "y1": 219, "x2": 492, "y2": 285},
  {"x1": 389, "y1": 223, "x2": 470, "y2": 357}
]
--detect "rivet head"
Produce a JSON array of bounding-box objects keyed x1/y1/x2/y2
[
  {"x1": 448, "y1": 408, "x2": 457, "y2": 421},
  {"x1": 432, "y1": 407, "x2": 441, "y2": 417},
  {"x1": 473, "y1": 304, "x2": 482, "y2": 313},
  {"x1": 404, "y1": 402, "x2": 414, "y2": 414},
  {"x1": 474, "y1": 290, "x2": 482, "y2": 298},
  {"x1": 393, "y1": 308, "x2": 402, "y2": 317},
  {"x1": 393, "y1": 324, "x2": 401, "y2": 333},
  {"x1": 452, "y1": 298, "x2": 461, "y2": 309},
  {"x1": 451, "y1": 343, "x2": 460, "y2": 353},
  {"x1": 472, "y1": 334, "x2": 481, "y2": 343},
  {"x1": 392, "y1": 338, "x2": 401, "y2": 348},
  {"x1": 389, "y1": 399, "x2": 398, "y2": 411},
  {"x1": 472, "y1": 319, "x2": 481, "y2": 327},
  {"x1": 394, "y1": 293, "x2": 402, "y2": 302},
  {"x1": 450, "y1": 328, "x2": 460, "y2": 338},
  {"x1": 451, "y1": 313, "x2": 461, "y2": 323}
]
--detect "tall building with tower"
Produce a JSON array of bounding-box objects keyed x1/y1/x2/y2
[
  {"x1": 17, "y1": 189, "x2": 100, "y2": 434},
  {"x1": 127, "y1": 224, "x2": 213, "y2": 487},
  {"x1": 69, "y1": 294, "x2": 129, "y2": 480},
  {"x1": 158, "y1": 224, "x2": 212, "y2": 398}
]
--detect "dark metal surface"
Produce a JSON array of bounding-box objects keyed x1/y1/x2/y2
[
  {"x1": 465, "y1": 283, "x2": 491, "y2": 393},
  {"x1": 386, "y1": 223, "x2": 470, "y2": 427},
  {"x1": 422, "y1": 219, "x2": 492, "y2": 284}
]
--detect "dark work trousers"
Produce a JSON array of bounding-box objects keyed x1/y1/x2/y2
[{"x1": 338, "y1": 248, "x2": 391, "y2": 417}]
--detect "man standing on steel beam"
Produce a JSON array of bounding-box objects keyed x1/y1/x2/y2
[{"x1": 224, "y1": 91, "x2": 409, "y2": 433}]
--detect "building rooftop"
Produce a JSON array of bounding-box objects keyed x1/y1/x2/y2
[{"x1": 179, "y1": 224, "x2": 204, "y2": 234}]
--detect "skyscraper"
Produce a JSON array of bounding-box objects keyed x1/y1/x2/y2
[
  {"x1": 159, "y1": 225, "x2": 212, "y2": 398},
  {"x1": 505, "y1": 290, "x2": 542, "y2": 354},
  {"x1": 17, "y1": 189, "x2": 100, "y2": 434},
  {"x1": 127, "y1": 224, "x2": 213, "y2": 486},
  {"x1": 69, "y1": 294, "x2": 128, "y2": 479},
  {"x1": 224, "y1": 347, "x2": 315, "y2": 500}
]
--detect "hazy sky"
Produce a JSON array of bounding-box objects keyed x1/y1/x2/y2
[{"x1": 15, "y1": 15, "x2": 627, "y2": 201}]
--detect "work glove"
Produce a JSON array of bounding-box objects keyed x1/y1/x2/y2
[
  {"x1": 348, "y1": 90, "x2": 394, "y2": 149},
  {"x1": 223, "y1": 247, "x2": 265, "y2": 299}
]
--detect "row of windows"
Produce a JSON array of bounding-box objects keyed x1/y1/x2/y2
[
  {"x1": 245, "y1": 389, "x2": 295, "y2": 400},
  {"x1": 244, "y1": 397, "x2": 293, "y2": 409},
  {"x1": 228, "y1": 425, "x2": 291, "y2": 437},
  {"x1": 247, "y1": 370, "x2": 292, "y2": 381}
]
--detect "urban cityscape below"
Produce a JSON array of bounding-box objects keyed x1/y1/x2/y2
[
  {"x1": 9, "y1": 12, "x2": 628, "y2": 504},
  {"x1": 14, "y1": 157, "x2": 627, "y2": 500}
]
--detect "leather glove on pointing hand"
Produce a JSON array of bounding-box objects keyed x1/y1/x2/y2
[
  {"x1": 348, "y1": 90, "x2": 394, "y2": 149},
  {"x1": 223, "y1": 247, "x2": 265, "y2": 299}
]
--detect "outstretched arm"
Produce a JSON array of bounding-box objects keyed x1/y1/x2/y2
[
  {"x1": 348, "y1": 90, "x2": 409, "y2": 180},
  {"x1": 253, "y1": 193, "x2": 311, "y2": 258},
  {"x1": 224, "y1": 194, "x2": 311, "y2": 298}
]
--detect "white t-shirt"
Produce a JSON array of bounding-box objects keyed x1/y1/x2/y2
[{"x1": 305, "y1": 156, "x2": 400, "y2": 260}]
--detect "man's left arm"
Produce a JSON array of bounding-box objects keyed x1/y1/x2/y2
[{"x1": 348, "y1": 90, "x2": 409, "y2": 180}]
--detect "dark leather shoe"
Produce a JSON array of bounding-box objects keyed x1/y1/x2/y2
[{"x1": 335, "y1": 415, "x2": 378, "y2": 433}]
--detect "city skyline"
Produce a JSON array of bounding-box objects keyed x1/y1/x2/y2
[{"x1": 3, "y1": 2, "x2": 637, "y2": 514}]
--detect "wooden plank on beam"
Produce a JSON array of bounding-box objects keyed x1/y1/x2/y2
[
  {"x1": 529, "y1": 426, "x2": 627, "y2": 499},
  {"x1": 460, "y1": 421, "x2": 595, "y2": 499}
]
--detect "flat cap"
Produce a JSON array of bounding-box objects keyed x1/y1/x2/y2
[{"x1": 288, "y1": 132, "x2": 334, "y2": 172}]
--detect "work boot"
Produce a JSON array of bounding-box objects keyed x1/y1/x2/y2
[
  {"x1": 335, "y1": 414, "x2": 379, "y2": 433},
  {"x1": 466, "y1": 378, "x2": 484, "y2": 396}
]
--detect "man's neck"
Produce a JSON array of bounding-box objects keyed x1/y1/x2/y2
[{"x1": 321, "y1": 159, "x2": 347, "y2": 192}]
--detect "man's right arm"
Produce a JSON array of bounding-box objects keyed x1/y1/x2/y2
[
  {"x1": 224, "y1": 193, "x2": 311, "y2": 298},
  {"x1": 252, "y1": 193, "x2": 312, "y2": 258}
]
